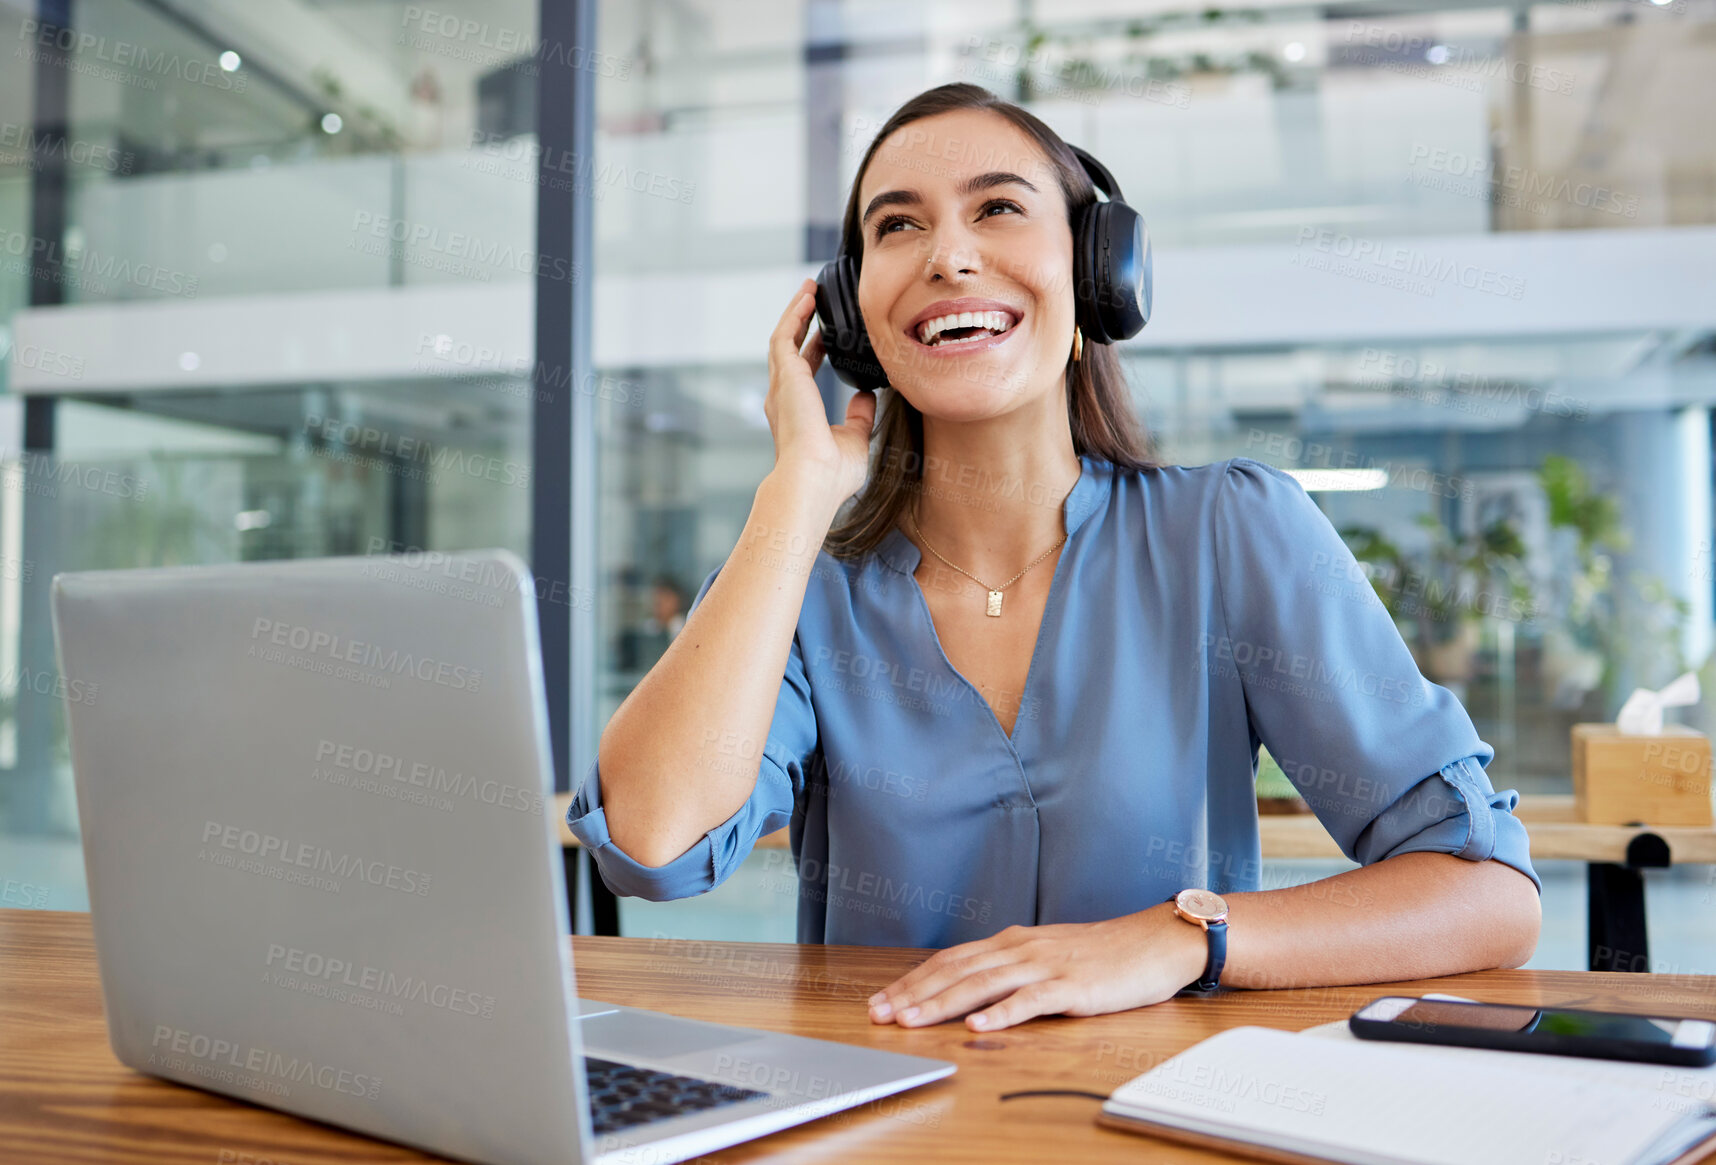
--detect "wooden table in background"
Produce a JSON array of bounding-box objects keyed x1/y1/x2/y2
[
  {"x1": 555, "y1": 792, "x2": 1716, "y2": 972},
  {"x1": 7, "y1": 908, "x2": 1716, "y2": 1165}
]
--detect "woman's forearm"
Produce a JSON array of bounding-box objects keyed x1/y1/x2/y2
[
  {"x1": 865, "y1": 853, "x2": 1541, "y2": 1032},
  {"x1": 598, "y1": 463, "x2": 845, "y2": 868},
  {"x1": 1219, "y1": 853, "x2": 1542, "y2": 990}
]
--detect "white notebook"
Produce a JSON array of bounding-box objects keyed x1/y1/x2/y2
[{"x1": 1099, "y1": 1023, "x2": 1716, "y2": 1165}]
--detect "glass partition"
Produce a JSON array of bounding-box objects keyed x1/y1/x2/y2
[{"x1": 0, "y1": 0, "x2": 540, "y2": 909}]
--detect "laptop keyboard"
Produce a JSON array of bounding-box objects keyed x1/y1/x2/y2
[{"x1": 583, "y1": 1056, "x2": 768, "y2": 1136}]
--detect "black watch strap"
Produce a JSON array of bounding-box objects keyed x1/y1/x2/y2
[
  {"x1": 1194, "y1": 918, "x2": 1227, "y2": 992},
  {"x1": 1165, "y1": 892, "x2": 1227, "y2": 994}
]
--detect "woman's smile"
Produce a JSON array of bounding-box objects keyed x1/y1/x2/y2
[{"x1": 905, "y1": 296, "x2": 1026, "y2": 359}]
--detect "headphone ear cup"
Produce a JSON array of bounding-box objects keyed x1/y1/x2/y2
[
  {"x1": 1074, "y1": 199, "x2": 1151, "y2": 345},
  {"x1": 815, "y1": 255, "x2": 885, "y2": 390},
  {"x1": 1101, "y1": 203, "x2": 1151, "y2": 341}
]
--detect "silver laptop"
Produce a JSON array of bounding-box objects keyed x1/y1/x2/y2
[{"x1": 52, "y1": 549, "x2": 953, "y2": 1165}]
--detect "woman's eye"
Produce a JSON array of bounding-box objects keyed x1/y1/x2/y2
[{"x1": 872, "y1": 200, "x2": 1021, "y2": 241}]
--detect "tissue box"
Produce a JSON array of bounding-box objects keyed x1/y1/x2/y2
[{"x1": 1571, "y1": 724, "x2": 1713, "y2": 826}]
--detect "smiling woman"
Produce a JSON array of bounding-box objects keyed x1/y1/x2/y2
[
  {"x1": 569, "y1": 82, "x2": 1542, "y2": 1035},
  {"x1": 820, "y1": 84, "x2": 1155, "y2": 563}
]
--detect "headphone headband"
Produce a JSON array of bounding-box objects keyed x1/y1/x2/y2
[{"x1": 1068, "y1": 144, "x2": 1127, "y2": 207}]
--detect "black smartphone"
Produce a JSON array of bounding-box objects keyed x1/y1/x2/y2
[{"x1": 1349, "y1": 996, "x2": 1716, "y2": 1067}]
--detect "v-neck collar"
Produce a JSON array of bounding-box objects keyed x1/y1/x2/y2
[{"x1": 875, "y1": 453, "x2": 1110, "y2": 576}]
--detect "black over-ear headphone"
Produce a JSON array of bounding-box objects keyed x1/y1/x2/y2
[{"x1": 813, "y1": 142, "x2": 1152, "y2": 391}]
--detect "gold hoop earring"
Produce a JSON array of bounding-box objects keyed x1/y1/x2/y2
[{"x1": 1072, "y1": 326, "x2": 1084, "y2": 364}]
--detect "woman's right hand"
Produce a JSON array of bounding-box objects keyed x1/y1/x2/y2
[{"x1": 765, "y1": 277, "x2": 878, "y2": 506}]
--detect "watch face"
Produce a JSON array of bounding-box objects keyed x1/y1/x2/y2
[{"x1": 1176, "y1": 888, "x2": 1228, "y2": 922}]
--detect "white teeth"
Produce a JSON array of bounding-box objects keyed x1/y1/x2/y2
[{"x1": 916, "y1": 309, "x2": 1016, "y2": 345}]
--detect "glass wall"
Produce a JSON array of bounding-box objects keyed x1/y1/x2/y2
[{"x1": 0, "y1": 0, "x2": 542, "y2": 907}]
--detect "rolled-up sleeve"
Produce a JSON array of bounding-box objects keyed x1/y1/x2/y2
[
  {"x1": 566, "y1": 564, "x2": 817, "y2": 901},
  {"x1": 1211, "y1": 458, "x2": 1540, "y2": 893}
]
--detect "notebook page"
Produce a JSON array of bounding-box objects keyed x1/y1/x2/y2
[{"x1": 1105, "y1": 1025, "x2": 1705, "y2": 1165}]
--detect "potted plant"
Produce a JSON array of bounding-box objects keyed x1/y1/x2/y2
[{"x1": 1340, "y1": 511, "x2": 1531, "y2": 690}]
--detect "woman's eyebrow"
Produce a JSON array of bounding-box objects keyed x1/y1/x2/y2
[{"x1": 860, "y1": 171, "x2": 1040, "y2": 226}]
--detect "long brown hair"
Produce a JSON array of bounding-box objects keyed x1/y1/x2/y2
[{"x1": 822, "y1": 82, "x2": 1158, "y2": 563}]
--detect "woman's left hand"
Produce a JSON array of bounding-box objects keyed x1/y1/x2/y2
[{"x1": 867, "y1": 903, "x2": 1211, "y2": 1032}]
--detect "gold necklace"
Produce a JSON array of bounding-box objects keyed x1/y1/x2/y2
[{"x1": 907, "y1": 500, "x2": 1067, "y2": 617}]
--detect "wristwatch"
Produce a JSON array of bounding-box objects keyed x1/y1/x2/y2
[{"x1": 1166, "y1": 888, "x2": 1229, "y2": 993}]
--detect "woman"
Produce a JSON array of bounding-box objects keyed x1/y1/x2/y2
[{"x1": 569, "y1": 83, "x2": 1541, "y2": 1033}]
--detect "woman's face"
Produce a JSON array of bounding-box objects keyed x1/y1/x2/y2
[{"x1": 855, "y1": 109, "x2": 1075, "y2": 420}]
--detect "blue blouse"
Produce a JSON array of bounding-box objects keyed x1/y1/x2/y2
[{"x1": 568, "y1": 455, "x2": 1540, "y2": 948}]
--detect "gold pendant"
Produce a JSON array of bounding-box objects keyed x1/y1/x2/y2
[{"x1": 986, "y1": 590, "x2": 1003, "y2": 617}]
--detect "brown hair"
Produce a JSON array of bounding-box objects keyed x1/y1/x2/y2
[{"x1": 822, "y1": 82, "x2": 1158, "y2": 563}]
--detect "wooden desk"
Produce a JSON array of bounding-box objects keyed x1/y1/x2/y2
[
  {"x1": 6, "y1": 909, "x2": 1715, "y2": 1165},
  {"x1": 555, "y1": 792, "x2": 1716, "y2": 972}
]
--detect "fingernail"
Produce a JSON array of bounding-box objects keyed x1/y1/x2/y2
[
  {"x1": 901, "y1": 1006, "x2": 919, "y2": 1022},
  {"x1": 870, "y1": 1000, "x2": 892, "y2": 1019},
  {"x1": 970, "y1": 1014, "x2": 988, "y2": 1029}
]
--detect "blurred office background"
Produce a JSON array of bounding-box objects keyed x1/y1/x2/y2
[{"x1": 3, "y1": 0, "x2": 1715, "y2": 969}]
